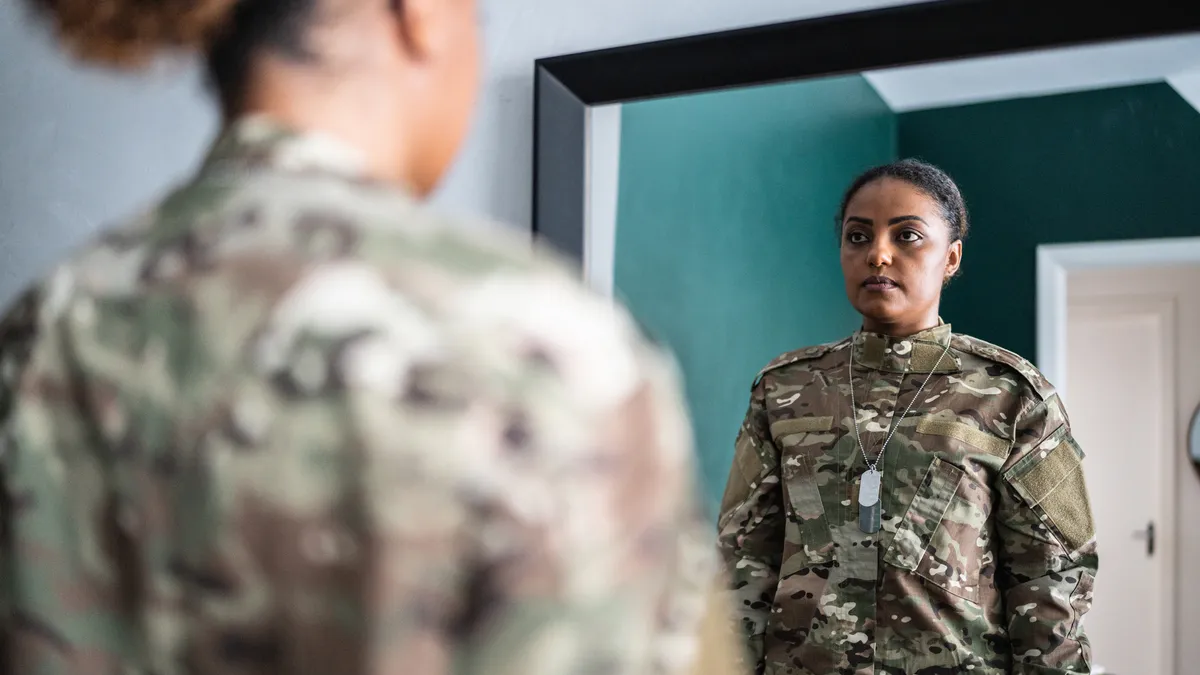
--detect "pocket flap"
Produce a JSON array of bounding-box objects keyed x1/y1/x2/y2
[
  {"x1": 782, "y1": 454, "x2": 836, "y2": 564},
  {"x1": 883, "y1": 457, "x2": 965, "y2": 572}
]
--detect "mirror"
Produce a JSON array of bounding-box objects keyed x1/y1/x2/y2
[{"x1": 534, "y1": 5, "x2": 1200, "y2": 674}]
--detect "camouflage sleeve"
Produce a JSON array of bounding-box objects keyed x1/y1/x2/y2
[
  {"x1": 996, "y1": 394, "x2": 1098, "y2": 675},
  {"x1": 716, "y1": 381, "x2": 783, "y2": 674}
]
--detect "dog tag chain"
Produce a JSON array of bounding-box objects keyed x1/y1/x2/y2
[{"x1": 849, "y1": 337, "x2": 951, "y2": 534}]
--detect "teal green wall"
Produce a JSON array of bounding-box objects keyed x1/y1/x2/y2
[
  {"x1": 614, "y1": 75, "x2": 895, "y2": 515},
  {"x1": 899, "y1": 82, "x2": 1200, "y2": 362}
]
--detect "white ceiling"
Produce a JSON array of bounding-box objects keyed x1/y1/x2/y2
[{"x1": 863, "y1": 33, "x2": 1200, "y2": 112}]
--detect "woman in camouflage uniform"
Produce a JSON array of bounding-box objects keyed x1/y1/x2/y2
[
  {"x1": 0, "y1": 0, "x2": 717, "y2": 673},
  {"x1": 718, "y1": 159, "x2": 1099, "y2": 675}
]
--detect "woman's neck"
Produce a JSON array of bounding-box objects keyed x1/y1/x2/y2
[
  {"x1": 237, "y1": 66, "x2": 420, "y2": 192},
  {"x1": 861, "y1": 314, "x2": 941, "y2": 338}
]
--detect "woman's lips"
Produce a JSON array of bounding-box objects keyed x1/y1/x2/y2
[{"x1": 862, "y1": 275, "x2": 899, "y2": 292}]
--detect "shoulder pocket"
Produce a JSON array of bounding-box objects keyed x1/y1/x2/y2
[
  {"x1": 1005, "y1": 434, "x2": 1095, "y2": 558},
  {"x1": 884, "y1": 457, "x2": 987, "y2": 603}
]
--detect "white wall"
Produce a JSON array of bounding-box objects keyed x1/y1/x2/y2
[{"x1": 0, "y1": 0, "x2": 919, "y2": 306}]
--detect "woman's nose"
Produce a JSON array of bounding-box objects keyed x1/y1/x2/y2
[{"x1": 867, "y1": 240, "x2": 893, "y2": 269}]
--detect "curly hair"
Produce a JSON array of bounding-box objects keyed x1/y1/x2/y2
[
  {"x1": 22, "y1": 0, "x2": 321, "y2": 113},
  {"x1": 22, "y1": 0, "x2": 240, "y2": 65},
  {"x1": 836, "y1": 158, "x2": 970, "y2": 243}
]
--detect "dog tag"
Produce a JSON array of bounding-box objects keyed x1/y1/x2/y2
[
  {"x1": 858, "y1": 469, "x2": 882, "y2": 534},
  {"x1": 858, "y1": 469, "x2": 881, "y2": 506}
]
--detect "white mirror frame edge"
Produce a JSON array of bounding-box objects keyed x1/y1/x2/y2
[{"x1": 583, "y1": 103, "x2": 622, "y2": 300}]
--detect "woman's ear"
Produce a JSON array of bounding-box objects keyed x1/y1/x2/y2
[
  {"x1": 945, "y1": 239, "x2": 963, "y2": 280},
  {"x1": 389, "y1": 0, "x2": 460, "y2": 61}
]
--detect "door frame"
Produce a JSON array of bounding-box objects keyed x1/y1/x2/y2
[
  {"x1": 1036, "y1": 236, "x2": 1200, "y2": 396},
  {"x1": 1036, "y1": 235, "x2": 1200, "y2": 675}
]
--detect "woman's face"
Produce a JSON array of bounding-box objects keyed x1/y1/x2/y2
[{"x1": 839, "y1": 177, "x2": 962, "y2": 336}]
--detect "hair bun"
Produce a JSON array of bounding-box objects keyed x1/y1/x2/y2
[{"x1": 25, "y1": 0, "x2": 240, "y2": 66}]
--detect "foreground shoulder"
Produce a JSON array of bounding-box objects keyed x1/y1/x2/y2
[
  {"x1": 751, "y1": 337, "x2": 850, "y2": 389},
  {"x1": 953, "y1": 333, "x2": 1055, "y2": 400}
]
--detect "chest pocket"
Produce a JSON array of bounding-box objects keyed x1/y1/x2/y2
[
  {"x1": 774, "y1": 417, "x2": 837, "y2": 565},
  {"x1": 883, "y1": 457, "x2": 990, "y2": 603}
]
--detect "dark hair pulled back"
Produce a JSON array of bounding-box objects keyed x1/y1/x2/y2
[{"x1": 836, "y1": 158, "x2": 969, "y2": 243}]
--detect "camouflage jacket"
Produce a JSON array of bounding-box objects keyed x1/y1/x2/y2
[
  {"x1": 0, "y1": 116, "x2": 714, "y2": 674},
  {"x1": 717, "y1": 324, "x2": 1098, "y2": 675}
]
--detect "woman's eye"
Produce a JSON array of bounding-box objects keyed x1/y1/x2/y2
[
  {"x1": 898, "y1": 230, "x2": 922, "y2": 243},
  {"x1": 847, "y1": 232, "x2": 868, "y2": 244}
]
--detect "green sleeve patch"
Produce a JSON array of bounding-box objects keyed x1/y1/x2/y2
[
  {"x1": 1007, "y1": 437, "x2": 1096, "y2": 553},
  {"x1": 1011, "y1": 438, "x2": 1080, "y2": 505},
  {"x1": 1040, "y1": 465, "x2": 1096, "y2": 554}
]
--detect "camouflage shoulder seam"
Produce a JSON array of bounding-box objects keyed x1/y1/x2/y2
[
  {"x1": 751, "y1": 337, "x2": 849, "y2": 390},
  {"x1": 953, "y1": 333, "x2": 1056, "y2": 400}
]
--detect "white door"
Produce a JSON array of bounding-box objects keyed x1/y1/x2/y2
[
  {"x1": 1064, "y1": 264, "x2": 1200, "y2": 675},
  {"x1": 1066, "y1": 294, "x2": 1168, "y2": 675}
]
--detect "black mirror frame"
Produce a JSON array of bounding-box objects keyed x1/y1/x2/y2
[{"x1": 531, "y1": 0, "x2": 1200, "y2": 267}]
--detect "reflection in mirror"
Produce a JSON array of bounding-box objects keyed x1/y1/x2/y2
[{"x1": 583, "y1": 34, "x2": 1200, "y2": 675}]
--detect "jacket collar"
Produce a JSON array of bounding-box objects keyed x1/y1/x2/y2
[
  {"x1": 200, "y1": 114, "x2": 386, "y2": 186},
  {"x1": 851, "y1": 321, "x2": 961, "y2": 374}
]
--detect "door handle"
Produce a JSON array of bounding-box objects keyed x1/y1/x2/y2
[{"x1": 1132, "y1": 521, "x2": 1155, "y2": 557}]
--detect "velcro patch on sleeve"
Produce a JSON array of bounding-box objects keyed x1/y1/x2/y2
[
  {"x1": 916, "y1": 417, "x2": 1010, "y2": 458},
  {"x1": 1008, "y1": 437, "x2": 1096, "y2": 553},
  {"x1": 1039, "y1": 465, "x2": 1096, "y2": 553},
  {"x1": 1014, "y1": 440, "x2": 1080, "y2": 505}
]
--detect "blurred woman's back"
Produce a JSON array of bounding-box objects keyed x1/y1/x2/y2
[{"x1": 0, "y1": 1, "x2": 715, "y2": 673}]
